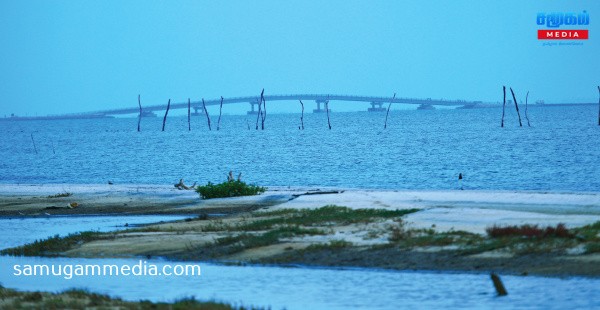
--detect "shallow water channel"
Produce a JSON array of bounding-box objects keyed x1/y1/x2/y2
[{"x1": 0, "y1": 216, "x2": 599, "y2": 309}]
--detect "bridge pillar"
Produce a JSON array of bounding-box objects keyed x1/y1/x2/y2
[
  {"x1": 417, "y1": 104, "x2": 435, "y2": 110},
  {"x1": 368, "y1": 102, "x2": 386, "y2": 112},
  {"x1": 457, "y1": 104, "x2": 476, "y2": 109},
  {"x1": 313, "y1": 100, "x2": 331, "y2": 113},
  {"x1": 140, "y1": 111, "x2": 158, "y2": 117},
  {"x1": 247, "y1": 101, "x2": 259, "y2": 115},
  {"x1": 191, "y1": 107, "x2": 202, "y2": 116}
]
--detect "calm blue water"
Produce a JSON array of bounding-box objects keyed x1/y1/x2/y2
[
  {"x1": 1, "y1": 106, "x2": 599, "y2": 191},
  {"x1": 1, "y1": 217, "x2": 599, "y2": 309}
]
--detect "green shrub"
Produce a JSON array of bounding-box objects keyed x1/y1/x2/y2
[{"x1": 196, "y1": 180, "x2": 266, "y2": 199}]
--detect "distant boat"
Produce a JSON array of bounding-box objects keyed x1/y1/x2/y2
[{"x1": 536, "y1": 100, "x2": 545, "y2": 105}]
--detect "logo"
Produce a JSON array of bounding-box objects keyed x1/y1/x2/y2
[{"x1": 537, "y1": 11, "x2": 589, "y2": 40}]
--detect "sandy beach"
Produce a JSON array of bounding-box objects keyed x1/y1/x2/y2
[{"x1": 2, "y1": 184, "x2": 600, "y2": 277}]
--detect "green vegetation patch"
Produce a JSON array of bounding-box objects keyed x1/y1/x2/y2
[
  {"x1": 305, "y1": 240, "x2": 353, "y2": 251},
  {"x1": 0, "y1": 286, "x2": 265, "y2": 309},
  {"x1": 238, "y1": 205, "x2": 420, "y2": 231},
  {"x1": 46, "y1": 192, "x2": 72, "y2": 198},
  {"x1": 212, "y1": 226, "x2": 326, "y2": 255},
  {"x1": 196, "y1": 180, "x2": 266, "y2": 199}
]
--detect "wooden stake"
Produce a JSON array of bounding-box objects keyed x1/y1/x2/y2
[
  {"x1": 299, "y1": 100, "x2": 305, "y2": 130},
  {"x1": 161, "y1": 99, "x2": 171, "y2": 131},
  {"x1": 490, "y1": 273, "x2": 508, "y2": 296},
  {"x1": 384, "y1": 92, "x2": 396, "y2": 129},
  {"x1": 30, "y1": 133, "x2": 38, "y2": 154},
  {"x1": 524, "y1": 91, "x2": 531, "y2": 127},
  {"x1": 137, "y1": 94, "x2": 142, "y2": 132},
  {"x1": 217, "y1": 96, "x2": 224, "y2": 130},
  {"x1": 187, "y1": 98, "x2": 191, "y2": 131},
  {"x1": 255, "y1": 89, "x2": 264, "y2": 130},
  {"x1": 501, "y1": 86, "x2": 506, "y2": 128},
  {"x1": 325, "y1": 97, "x2": 332, "y2": 130},
  {"x1": 510, "y1": 87, "x2": 523, "y2": 127},
  {"x1": 202, "y1": 98, "x2": 211, "y2": 130},
  {"x1": 261, "y1": 93, "x2": 266, "y2": 130},
  {"x1": 246, "y1": 118, "x2": 250, "y2": 130},
  {"x1": 51, "y1": 140, "x2": 55, "y2": 155}
]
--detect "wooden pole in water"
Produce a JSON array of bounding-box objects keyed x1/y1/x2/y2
[
  {"x1": 217, "y1": 96, "x2": 224, "y2": 130},
  {"x1": 524, "y1": 91, "x2": 531, "y2": 127},
  {"x1": 202, "y1": 98, "x2": 211, "y2": 130},
  {"x1": 490, "y1": 273, "x2": 508, "y2": 296},
  {"x1": 255, "y1": 89, "x2": 264, "y2": 130},
  {"x1": 299, "y1": 100, "x2": 305, "y2": 130},
  {"x1": 51, "y1": 140, "x2": 55, "y2": 155},
  {"x1": 261, "y1": 93, "x2": 266, "y2": 130},
  {"x1": 384, "y1": 92, "x2": 396, "y2": 129},
  {"x1": 325, "y1": 98, "x2": 332, "y2": 130},
  {"x1": 137, "y1": 94, "x2": 142, "y2": 132},
  {"x1": 597, "y1": 86, "x2": 599, "y2": 126},
  {"x1": 187, "y1": 98, "x2": 191, "y2": 131},
  {"x1": 501, "y1": 86, "x2": 506, "y2": 128},
  {"x1": 30, "y1": 133, "x2": 38, "y2": 154},
  {"x1": 510, "y1": 87, "x2": 523, "y2": 127},
  {"x1": 254, "y1": 98, "x2": 261, "y2": 130},
  {"x1": 161, "y1": 99, "x2": 171, "y2": 131}
]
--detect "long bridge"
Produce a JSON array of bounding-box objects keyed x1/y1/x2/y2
[{"x1": 6, "y1": 93, "x2": 494, "y2": 120}]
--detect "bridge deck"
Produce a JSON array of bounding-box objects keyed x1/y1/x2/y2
[{"x1": 32, "y1": 94, "x2": 488, "y2": 119}]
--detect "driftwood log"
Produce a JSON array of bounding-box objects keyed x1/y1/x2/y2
[{"x1": 174, "y1": 179, "x2": 197, "y2": 190}]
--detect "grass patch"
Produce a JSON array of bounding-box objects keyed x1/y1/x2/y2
[
  {"x1": 0, "y1": 286, "x2": 265, "y2": 309},
  {"x1": 212, "y1": 226, "x2": 326, "y2": 254},
  {"x1": 238, "y1": 205, "x2": 419, "y2": 231},
  {"x1": 573, "y1": 221, "x2": 600, "y2": 241},
  {"x1": 0, "y1": 231, "x2": 110, "y2": 256},
  {"x1": 306, "y1": 240, "x2": 353, "y2": 251},
  {"x1": 46, "y1": 192, "x2": 72, "y2": 198},
  {"x1": 196, "y1": 180, "x2": 266, "y2": 199}
]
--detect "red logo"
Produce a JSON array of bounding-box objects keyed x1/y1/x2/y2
[{"x1": 538, "y1": 29, "x2": 588, "y2": 40}]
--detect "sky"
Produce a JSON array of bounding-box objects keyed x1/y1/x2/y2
[{"x1": 0, "y1": 0, "x2": 598, "y2": 116}]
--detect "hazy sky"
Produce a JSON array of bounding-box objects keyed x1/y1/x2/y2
[{"x1": 1, "y1": 0, "x2": 598, "y2": 116}]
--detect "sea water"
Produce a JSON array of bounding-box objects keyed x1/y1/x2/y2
[
  {"x1": 0, "y1": 217, "x2": 599, "y2": 310},
  {"x1": 0, "y1": 106, "x2": 598, "y2": 191}
]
